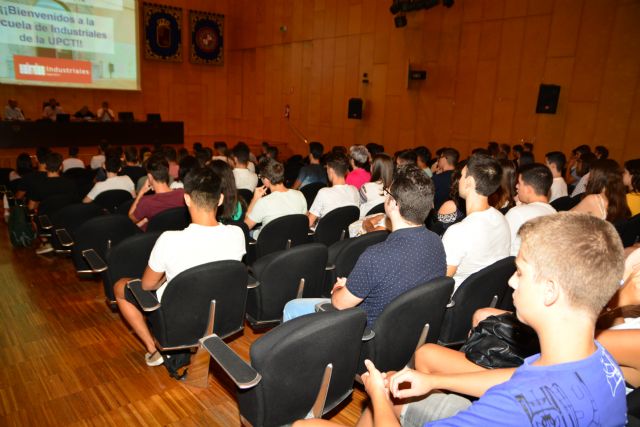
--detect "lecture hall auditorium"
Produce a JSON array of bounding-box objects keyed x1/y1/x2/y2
[{"x1": 1, "y1": 0, "x2": 640, "y2": 426}]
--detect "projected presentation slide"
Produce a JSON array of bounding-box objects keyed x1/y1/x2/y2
[{"x1": 0, "y1": 0, "x2": 139, "y2": 90}]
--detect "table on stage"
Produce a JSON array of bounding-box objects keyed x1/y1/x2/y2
[{"x1": 0, "y1": 121, "x2": 184, "y2": 148}]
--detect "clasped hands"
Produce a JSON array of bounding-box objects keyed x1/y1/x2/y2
[{"x1": 361, "y1": 359, "x2": 435, "y2": 401}]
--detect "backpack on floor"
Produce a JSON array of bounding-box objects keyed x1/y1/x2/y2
[
  {"x1": 8, "y1": 205, "x2": 36, "y2": 248},
  {"x1": 163, "y1": 350, "x2": 192, "y2": 380}
]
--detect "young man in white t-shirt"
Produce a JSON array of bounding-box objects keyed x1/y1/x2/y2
[
  {"x1": 545, "y1": 151, "x2": 568, "y2": 202},
  {"x1": 83, "y1": 154, "x2": 135, "y2": 202},
  {"x1": 307, "y1": 153, "x2": 359, "y2": 229},
  {"x1": 62, "y1": 146, "x2": 85, "y2": 172},
  {"x1": 113, "y1": 168, "x2": 246, "y2": 367},
  {"x1": 506, "y1": 163, "x2": 557, "y2": 256},
  {"x1": 245, "y1": 158, "x2": 307, "y2": 238},
  {"x1": 231, "y1": 142, "x2": 259, "y2": 192},
  {"x1": 442, "y1": 153, "x2": 511, "y2": 292}
]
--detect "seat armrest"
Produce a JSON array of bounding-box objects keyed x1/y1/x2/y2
[
  {"x1": 127, "y1": 279, "x2": 161, "y2": 312},
  {"x1": 200, "y1": 334, "x2": 261, "y2": 389},
  {"x1": 38, "y1": 214, "x2": 53, "y2": 230},
  {"x1": 247, "y1": 274, "x2": 260, "y2": 289},
  {"x1": 81, "y1": 249, "x2": 108, "y2": 273},
  {"x1": 362, "y1": 327, "x2": 375, "y2": 341},
  {"x1": 324, "y1": 264, "x2": 336, "y2": 271},
  {"x1": 55, "y1": 228, "x2": 74, "y2": 247},
  {"x1": 248, "y1": 238, "x2": 257, "y2": 246}
]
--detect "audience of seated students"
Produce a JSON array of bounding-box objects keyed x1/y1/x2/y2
[
  {"x1": 266, "y1": 145, "x2": 279, "y2": 161},
  {"x1": 128, "y1": 153, "x2": 185, "y2": 230},
  {"x1": 624, "y1": 159, "x2": 640, "y2": 217},
  {"x1": 345, "y1": 145, "x2": 371, "y2": 190},
  {"x1": 359, "y1": 154, "x2": 394, "y2": 218},
  {"x1": 244, "y1": 158, "x2": 307, "y2": 237},
  {"x1": 161, "y1": 146, "x2": 179, "y2": 180},
  {"x1": 442, "y1": 153, "x2": 510, "y2": 292},
  {"x1": 61, "y1": 146, "x2": 85, "y2": 172},
  {"x1": 431, "y1": 161, "x2": 466, "y2": 235},
  {"x1": 14, "y1": 147, "x2": 49, "y2": 202},
  {"x1": 499, "y1": 143, "x2": 511, "y2": 159},
  {"x1": 570, "y1": 149, "x2": 596, "y2": 197},
  {"x1": 212, "y1": 141, "x2": 230, "y2": 163},
  {"x1": 505, "y1": 163, "x2": 556, "y2": 256},
  {"x1": 414, "y1": 146, "x2": 433, "y2": 177},
  {"x1": 297, "y1": 213, "x2": 628, "y2": 427},
  {"x1": 283, "y1": 164, "x2": 446, "y2": 327},
  {"x1": 292, "y1": 141, "x2": 327, "y2": 190},
  {"x1": 571, "y1": 158, "x2": 630, "y2": 223},
  {"x1": 170, "y1": 155, "x2": 197, "y2": 189},
  {"x1": 119, "y1": 146, "x2": 147, "y2": 188},
  {"x1": 83, "y1": 154, "x2": 135, "y2": 203},
  {"x1": 73, "y1": 106, "x2": 95, "y2": 120},
  {"x1": 511, "y1": 143, "x2": 523, "y2": 164},
  {"x1": 544, "y1": 151, "x2": 568, "y2": 202},
  {"x1": 307, "y1": 153, "x2": 359, "y2": 229},
  {"x1": 96, "y1": 101, "x2": 115, "y2": 122},
  {"x1": 595, "y1": 144, "x2": 609, "y2": 160},
  {"x1": 516, "y1": 151, "x2": 534, "y2": 167},
  {"x1": 208, "y1": 160, "x2": 245, "y2": 222},
  {"x1": 4, "y1": 99, "x2": 25, "y2": 121},
  {"x1": 487, "y1": 141, "x2": 500, "y2": 158},
  {"x1": 432, "y1": 148, "x2": 459, "y2": 210},
  {"x1": 395, "y1": 149, "x2": 418, "y2": 168},
  {"x1": 566, "y1": 144, "x2": 591, "y2": 183},
  {"x1": 231, "y1": 142, "x2": 258, "y2": 192},
  {"x1": 42, "y1": 98, "x2": 64, "y2": 121},
  {"x1": 488, "y1": 159, "x2": 516, "y2": 213},
  {"x1": 90, "y1": 142, "x2": 109, "y2": 170},
  {"x1": 113, "y1": 167, "x2": 246, "y2": 366}
]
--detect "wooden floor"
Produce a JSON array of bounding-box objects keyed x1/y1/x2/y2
[{"x1": 0, "y1": 223, "x2": 367, "y2": 426}]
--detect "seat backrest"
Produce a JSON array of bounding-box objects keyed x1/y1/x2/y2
[
  {"x1": 438, "y1": 256, "x2": 516, "y2": 345},
  {"x1": 550, "y1": 195, "x2": 581, "y2": 212},
  {"x1": 116, "y1": 198, "x2": 135, "y2": 215},
  {"x1": 38, "y1": 193, "x2": 79, "y2": 217},
  {"x1": 246, "y1": 243, "x2": 328, "y2": 323},
  {"x1": 94, "y1": 190, "x2": 133, "y2": 213},
  {"x1": 102, "y1": 231, "x2": 162, "y2": 302},
  {"x1": 256, "y1": 214, "x2": 309, "y2": 259},
  {"x1": 619, "y1": 213, "x2": 640, "y2": 247},
  {"x1": 362, "y1": 277, "x2": 454, "y2": 373},
  {"x1": 149, "y1": 260, "x2": 248, "y2": 347},
  {"x1": 63, "y1": 168, "x2": 94, "y2": 198},
  {"x1": 314, "y1": 206, "x2": 360, "y2": 247},
  {"x1": 71, "y1": 214, "x2": 141, "y2": 272},
  {"x1": 50, "y1": 203, "x2": 104, "y2": 235},
  {"x1": 365, "y1": 202, "x2": 385, "y2": 216},
  {"x1": 333, "y1": 231, "x2": 389, "y2": 278},
  {"x1": 146, "y1": 206, "x2": 190, "y2": 233},
  {"x1": 238, "y1": 308, "x2": 367, "y2": 427},
  {"x1": 300, "y1": 182, "x2": 326, "y2": 209}
]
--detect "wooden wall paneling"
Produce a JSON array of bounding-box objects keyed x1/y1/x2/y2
[
  {"x1": 562, "y1": 101, "x2": 598, "y2": 151},
  {"x1": 482, "y1": 0, "x2": 505, "y2": 21},
  {"x1": 592, "y1": 0, "x2": 640, "y2": 161},
  {"x1": 313, "y1": 2, "x2": 326, "y2": 40},
  {"x1": 495, "y1": 18, "x2": 525, "y2": 102},
  {"x1": 320, "y1": 39, "x2": 337, "y2": 125},
  {"x1": 451, "y1": 22, "x2": 482, "y2": 140},
  {"x1": 511, "y1": 15, "x2": 552, "y2": 143},
  {"x1": 623, "y1": 82, "x2": 640, "y2": 161},
  {"x1": 504, "y1": 0, "x2": 529, "y2": 18},
  {"x1": 463, "y1": 0, "x2": 484, "y2": 22},
  {"x1": 527, "y1": 0, "x2": 555, "y2": 16},
  {"x1": 308, "y1": 41, "x2": 324, "y2": 126},
  {"x1": 382, "y1": 95, "x2": 402, "y2": 150},
  {"x1": 347, "y1": 2, "x2": 362, "y2": 35},
  {"x1": 536, "y1": 57, "x2": 575, "y2": 155},
  {"x1": 335, "y1": 0, "x2": 350, "y2": 38},
  {"x1": 478, "y1": 21, "x2": 502, "y2": 61},
  {"x1": 569, "y1": 0, "x2": 617, "y2": 102},
  {"x1": 422, "y1": 8, "x2": 444, "y2": 64},
  {"x1": 332, "y1": 66, "x2": 347, "y2": 127},
  {"x1": 242, "y1": 50, "x2": 258, "y2": 139},
  {"x1": 367, "y1": 64, "x2": 388, "y2": 143},
  {"x1": 470, "y1": 59, "x2": 498, "y2": 145},
  {"x1": 547, "y1": 0, "x2": 583, "y2": 58},
  {"x1": 434, "y1": 6, "x2": 463, "y2": 99},
  {"x1": 322, "y1": 0, "x2": 338, "y2": 39},
  {"x1": 490, "y1": 99, "x2": 516, "y2": 143}
]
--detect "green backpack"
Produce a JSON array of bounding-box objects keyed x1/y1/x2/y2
[{"x1": 8, "y1": 205, "x2": 37, "y2": 248}]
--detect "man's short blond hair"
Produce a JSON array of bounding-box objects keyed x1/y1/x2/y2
[{"x1": 518, "y1": 212, "x2": 624, "y2": 319}]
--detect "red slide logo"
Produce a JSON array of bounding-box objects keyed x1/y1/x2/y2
[{"x1": 13, "y1": 55, "x2": 92, "y2": 84}]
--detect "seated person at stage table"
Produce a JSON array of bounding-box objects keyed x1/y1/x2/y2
[
  {"x1": 114, "y1": 167, "x2": 246, "y2": 366},
  {"x1": 4, "y1": 99, "x2": 25, "y2": 121},
  {"x1": 296, "y1": 213, "x2": 627, "y2": 427},
  {"x1": 284, "y1": 164, "x2": 446, "y2": 327},
  {"x1": 292, "y1": 141, "x2": 327, "y2": 190},
  {"x1": 73, "y1": 106, "x2": 95, "y2": 120},
  {"x1": 307, "y1": 152, "x2": 359, "y2": 229},
  {"x1": 96, "y1": 101, "x2": 115, "y2": 122},
  {"x1": 244, "y1": 158, "x2": 307, "y2": 238},
  {"x1": 442, "y1": 153, "x2": 510, "y2": 292},
  {"x1": 62, "y1": 147, "x2": 85, "y2": 172},
  {"x1": 83, "y1": 154, "x2": 135, "y2": 203},
  {"x1": 42, "y1": 98, "x2": 64, "y2": 121},
  {"x1": 128, "y1": 153, "x2": 185, "y2": 230}
]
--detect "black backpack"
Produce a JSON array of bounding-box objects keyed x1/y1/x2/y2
[
  {"x1": 163, "y1": 350, "x2": 192, "y2": 380},
  {"x1": 8, "y1": 205, "x2": 36, "y2": 248}
]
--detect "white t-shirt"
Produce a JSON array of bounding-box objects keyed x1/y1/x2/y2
[
  {"x1": 359, "y1": 181, "x2": 385, "y2": 218},
  {"x1": 549, "y1": 177, "x2": 568, "y2": 202},
  {"x1": 90, "y1": 154, "x2": 105, "y2": 170},
  {"x1": 505, "y1": 202, "x2": 556, "y2": 256},
  {"x1": 309, "y1": 184, "x2": 360, "y2": 223},
  {"x1": 86, "y1": 175, "x2": 135, "y2": 200},
  {"x1": 62, "y1": 158, "x2": 85, "y2": 172},
  {"x1": 442, "y1": 207, "x2": 511, "y2": 292},
  {"x1": 149, "y1": 223, "x2": 246, "y2": 300},
  {"x1": 233, "y1": 168, "x2": 258, "y2": 192},
  {"x1": 248, "y1": 189, "x2": 308, "y2": 238}
]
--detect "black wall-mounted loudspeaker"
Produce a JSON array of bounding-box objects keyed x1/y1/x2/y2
[
  {"x1": 348, "y1": 98, "x2": 363, "y2": 119},
  {"x1": 536, "y1": 84, "x2": 561, "y2": 114}
]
